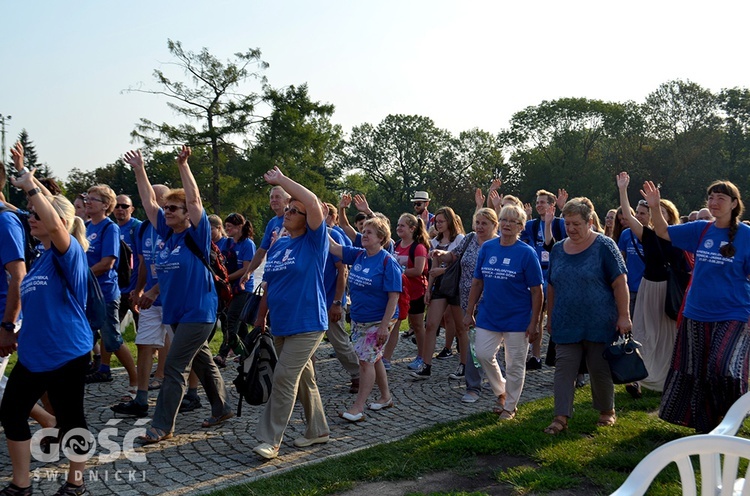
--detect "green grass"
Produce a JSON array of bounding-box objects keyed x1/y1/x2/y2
[{"x1": 205, "y1": 388, "x2": 750, "y2": 496}]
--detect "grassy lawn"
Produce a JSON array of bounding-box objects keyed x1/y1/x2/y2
[{"x1": 205, "y1": 388, "x2": 749, "y2": 496}]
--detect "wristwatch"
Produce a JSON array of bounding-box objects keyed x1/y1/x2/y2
[
  {"x1": 1, "y1": 321, "x2": 15, "y2": 333},
  {"x1": 332, "y1": 300, "x2": 342, "y2": 306}
]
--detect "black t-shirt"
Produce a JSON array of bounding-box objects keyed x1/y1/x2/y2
[{"x1": 641, "y1": 227, "x2": 690, "y2": 282}]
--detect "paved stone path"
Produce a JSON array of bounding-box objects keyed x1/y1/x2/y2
[{"x1": 0, "y1": 336, "x2": 555, "y2": 495}]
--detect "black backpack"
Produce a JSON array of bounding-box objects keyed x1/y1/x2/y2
[
  {"x1": 0, "y1": 205, "x2": 40, "y2": 270},
  {"x1": 233, "y1": 326, "x2": 277, "y2": 416},
  {"x1": 102, "y1": 221, "x2": 133, "y2": 290}
]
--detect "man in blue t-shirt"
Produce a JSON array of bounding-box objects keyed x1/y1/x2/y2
[
  {"x1": 239, "y1": 185, "x2": 289, "y2": 295},
  {"x1": 113, "y1": 194, "x2": 142, "y2": 329},
  {"x1": 0, "y1": 200, "x2": 26, "y2": 360},
  {"x1": 520, "y1": 188, "x2": 567, "y2": 370}
]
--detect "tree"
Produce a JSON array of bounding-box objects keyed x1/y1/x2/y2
[{"x1": 127, "y1": 39, "x2": 269, "y2": 213}]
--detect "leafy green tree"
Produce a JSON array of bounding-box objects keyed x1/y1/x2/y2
[{"x1": 127, "y1": 39, "x2": 269, "y2": 213}]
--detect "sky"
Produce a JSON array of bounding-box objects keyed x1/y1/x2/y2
[{"x1": 2, "y1": 0, "x2": 750, "y2": 180}]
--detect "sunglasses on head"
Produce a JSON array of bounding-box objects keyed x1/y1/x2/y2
[
  {"x1": 284, "y1": 206, "x2": 306, "y2": 216},
  {"x1": 164, "y1": 205, "x2": 186, "y2": 213},
  {"x1": 114, "y1": 203, "x2": 132, "y2": 209}
]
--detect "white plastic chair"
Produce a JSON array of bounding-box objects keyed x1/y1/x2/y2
[
  {"x1": 711, "y1": 392, "x2": 750, "y2": 436},
  {"x1": 610, "y1": 434, "x2": 750, "y2": 496}
]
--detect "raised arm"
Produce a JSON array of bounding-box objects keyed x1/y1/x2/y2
[
  {"x1": 640, "y1": 181, "x2": 669, "y2": 241},
  {"x1": 124, "y1": 149, "x2": 159, "y2": 226},
  {"x1": 353, "y1": 194, "x2": 373, "y2": 216},
  {"x1": 176, "y1": 146, "x2": 203, "y2": 227},
  {"x1": 328, "y1": 234, "x2": 344, "y2": 259},
  {"x1": 10, "y1": 142, "x2": 51, "y2": 196},
  {"x1": 474, "y1": 188, "x2": 486, "y2": 213},
  {"x1": 616, "y1": 172, "x2": 643, "y2": 241},
  {"x1": 337, "y1": 193, "x2": 358, "y2": 242},
  {"x1": 11, "y1": 169, "x2": 70, "y2": 254},
  {"x1": 487, "y1": 178, "x2": 502, "y2": 208},
  {"x1": 263, "y1": 167, "x2": 324, "y2": 230}
]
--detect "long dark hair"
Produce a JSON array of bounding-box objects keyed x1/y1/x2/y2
[
  {"x1": 434, "y1": 206, "x2": 464, "y2": 242},
  {"x1": 224, "y1": 213, "x2": 254, "y2": 242},
  {"x1": 707, "y1": 180, "x2": 744, "y2": 258}
]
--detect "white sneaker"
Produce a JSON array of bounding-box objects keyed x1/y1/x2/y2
[
  {"x1": 253, "y1": 443, "x2": 279, "y2": 460},
  {"x1": 461, "y1": 392, "x2": 479, "y2": 403}
]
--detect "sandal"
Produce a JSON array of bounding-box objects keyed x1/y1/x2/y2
[
  {"x1": 201, "y1": 411, "x2": 234, "y2": 428},
  {"x1": 597, "y1": 410, "x2": 617, "y2": 427},
  {"x1": 138, "y1": 427, "x2": 172, "y2": 444},
  {"x1": 119, "y1": 388, "x2": 137, "y2": 403},
  {"x1": 495, "y1": 407, "x2": 517, "y2": 420},
  {"x1": 543, "y1": 417, "x2": 568, "y2": 435},
  {"x1": 148, "y1": 377, "x2": 163, "y2": 391}
]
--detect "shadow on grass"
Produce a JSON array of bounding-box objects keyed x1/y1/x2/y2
[{"x1": 206, "y1": 385, "x2": 743, "y2": 496}]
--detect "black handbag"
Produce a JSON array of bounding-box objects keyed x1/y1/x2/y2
[
  {"x1": 602, "y1": 332, "x2": 648, "y2": 384},
  {"x1": 239, "y1": 285, "x2": 264, "y2": 325},
  {"x1": 663, "y1": 263, "x2": 690, "y2": 321},
  {"x1": 438, "y1": 233, "x2": 474, "y2": 298}
]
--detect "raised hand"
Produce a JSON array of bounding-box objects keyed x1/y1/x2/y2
[
  {"x1": 177, "y1": 145, "x2": 192, "y2": 167},
  {"x1": 124, "y1": 150, "x2": 145, "y2": 169},
  {"x1": 9, "y1": 166, "x2": 36, "y2": 191},
  {"x1": 543, "y1": 205, "x2": 556, "y2": 224},
  {"x1": 556, "y1": 189, "x2": 569, "y2": 210},
  {"x1": 263, "y1": 166, "x2": 286, "y2": 185},
  {"x1": 489, "y1": 178, "x2": 502, "y2": 191},
  {"x1": 489, "y1": 190, "x2": 502, "y2": 210},
  {"x1": 353, "y1": 194, "x2": 370, "y2": 213},
  {"x1": 474, "y1": 188, "x2": 485, "y2": 209},
  {"x1": 616, "y1": 172, "x2": 630, "y2": 190},
  {"x1": 10, "y1": 142, "x2": 25, "y2": 172},
  {"x1": 339, "y1": 193, "x2": 352, "y2": 209},
  {"x1": 640, "y1": 181, "x2": 661, "y2": 207},
  {"x1": 524, "y1": 203, "x2": 533, "y2": 219}
]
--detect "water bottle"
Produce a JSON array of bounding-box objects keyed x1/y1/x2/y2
[{"x1": 468, "y1": 326, "x2": 481, "y2": 369}]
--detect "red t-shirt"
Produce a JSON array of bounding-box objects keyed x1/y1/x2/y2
[{"x1": 394, "y1": 241, "x2": 428, "y2": 299}]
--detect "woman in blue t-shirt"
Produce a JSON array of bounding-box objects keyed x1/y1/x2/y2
[
  {"x1": 329, "y1": 216, "x2": 402, "y2": 422},
  {"x1": 0, "y1": 164, "x2": 93, "y2": 496},
  {"x1": 643, "y1": 180, "x2": 750, "y2": 433},
  {"x1": 252, "y1": 167, "x2": 331, "y2": 461},
  {"x1": 214, "y1": 213, "x2": 256, "y2": 367},
  {"x1": 127, "y1": 146, "x2": 232, "y2": 444},
  {"x1": 464, "y1": 205, "x2": 544, "y2": 419}
]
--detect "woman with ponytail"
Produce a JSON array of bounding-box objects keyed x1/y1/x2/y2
[
  {"x1": 214, "y1": 213, "x2": 256, "y2": 367},
  {"x1": 394, "y1": 213, "x2": 430, "y2": 372},
  {"x1": 642, "y1": 179, "x2": 750, "y2": 433},
  {"x1": 0, "y1": 143, "x2": 94, "y2": 496}
]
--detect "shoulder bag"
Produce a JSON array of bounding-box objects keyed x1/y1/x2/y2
[{"x1": 438, "y1": 233, "x2": 475, "y2": 298}]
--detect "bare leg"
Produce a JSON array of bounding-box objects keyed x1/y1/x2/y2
[
  {"x1": 442, "y1": 308, "x2": 456, "y2": 352},
  {"x1": 345, "y1": 361, "x2": 374, "y2": 415},
  {"x1": 7, "y1": 440, "x2": 31, "y2": 488},
  {"x1": 382, "y1": 319, "x2": 404, "y2": 361},
  {"x1": 373, "y1": 359, "x2": 391, "y2": 403},
  {"x1": 409, "y1": 312, "x2": 426, "y2": 359},
  {"x1": 421, "y1": 300, "x2": 448, "y2": 366},
  {"x1": 114, "y1": 343, "x2": 138, "y2": 387},
  {"x1": 29, "y1": 404, "x2": 56, "y2": 428}
]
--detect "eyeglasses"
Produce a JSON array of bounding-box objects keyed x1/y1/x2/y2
[
  {"x1": 499, "y1": 218, "x2": 523, "y2": 226},
  {"x1": 163, "y1": 205, "x2": 187, "y2": 213},
  {"x1": 87, "y1": 197, "x2": 105, "y2": 204},
  {"x1": 114, "y1": 203, "x2": 132, "y2": 209},
  {"x1": 284, "y1": 206, "x2": 306, "y2": 216}
]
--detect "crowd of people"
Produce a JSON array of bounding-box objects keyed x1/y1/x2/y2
[{"x1": 0, "y1": 141, "x2": 749, "y2": 493}]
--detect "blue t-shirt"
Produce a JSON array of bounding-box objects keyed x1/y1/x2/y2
[
  {"x1": 260, "y1": 215, "x2": 285, "y2": 251},
  {"x1": 342, "y1": 246, "x2": 402, "y2": 322},
  {"x1": 548, "y1": 235, "x2": 627, "y2": 344},
  {"x1": 668, "y1": 221, "x2": 750, "y2": 322},
  {"x1": 618, "y1": 228, "x2": 645, "y2": 292},
  {"x1": 155, "y1": 210, "x2": 218, "y2": 325},
  {"x1": 19, "y1": 238, "x2": 93, "y2": 372},
  {"x1": 117, "y1": 217, "x2": 142, "y2": 293},
  {"x1": 137, "y1": 221, "x2": 163, "y2": 307},
  {"x1": 0, "y1": 207, "x2": 25, "y2": 316},
  {"x1": 86, "y1": 218, "x2": 121, "y2": 303},
  {"x1": 332, "y1": 225, "x2": 352, "y2": 247},
  {"x1": 474, "y1": 239, "x2": 544, "y2": 333},
  {"x1": 323, "y1": 227, "x2": 346, "y2": 308},
  {"x1": 232, "y1": 237, "x2": 257, "y2": 293},
  {"x1": 521, "y1": 217, "x2": 567, "y2": 271},
  {"x1": 263, "y1": 222, "x2": 329, "y2": 336}
]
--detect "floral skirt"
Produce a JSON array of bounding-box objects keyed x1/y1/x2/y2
[
  {"x1": 659, "y1": 317, "x2": 750, "y2": 433},
  {"x1": 351, "y1": 320, "x2": 397, "y2": 363}
]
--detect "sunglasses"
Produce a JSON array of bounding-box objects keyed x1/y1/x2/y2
[
  {"x1": 164, "y1": 205, "x2": 187, "y2": 213},
  {"x1": 638, "y1": 200, "x2": 649, "y2": 207},
  {"x1": 413, "y1": 202, "x2": 424, "y2": 207},
  {"x1": 28, "y1": 210, "x2": 41, "y2": 221},
  {"x1": 284, "y1": 206, "x2": 306, "y2": 216},
  {"x1": 114, "y1": 203, "x2": 132, "y2": 209}
]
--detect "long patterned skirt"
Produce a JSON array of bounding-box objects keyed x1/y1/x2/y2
[{"x1": 659, "y1": 317, "x2": 750, "y2": 433}]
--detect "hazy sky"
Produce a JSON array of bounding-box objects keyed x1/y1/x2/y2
[{"x1": 3, "y1": 0, "x2": 749, "y2": 180}]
